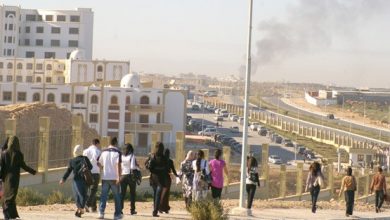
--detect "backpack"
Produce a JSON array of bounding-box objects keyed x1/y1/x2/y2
[
  {"x1": 79, "y1": 157, "x2": 93, "y2": 186},
  {"x1": 145, "y1": 154, "x2": 153, "y2": 170}
]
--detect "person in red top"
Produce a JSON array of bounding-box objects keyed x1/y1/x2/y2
[
  {"x1": 209, "y1": 149, "x2": 228, "y2": 199},
  {"x1": 370, "y1": 167, "x2": 387, "y2": 213}
]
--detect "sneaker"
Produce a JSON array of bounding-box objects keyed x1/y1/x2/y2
[
  {"x1": 131, "y1": 210, "x2": 137, "y2": 215},
  {"x1": 85, "y1": 206, "x2": 90, "y2": 213},
  {"x1": 98, "y1": 213, "x2": 104, "y2": 219},
  {"x1": 114, "y1": 214, "x2": 123, "y2": 220}
]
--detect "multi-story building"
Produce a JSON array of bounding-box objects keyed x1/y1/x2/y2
[{"x1": 0, "y1": 5, "x2": 93, "y2": 59}]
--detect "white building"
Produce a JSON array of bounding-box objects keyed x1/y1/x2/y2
[
  {"x1": 0, "y1": 51, "x2": 187, "y2": 148},
  {"x1": 0, "y1": 5, "x2": 93, "y2": 59}
]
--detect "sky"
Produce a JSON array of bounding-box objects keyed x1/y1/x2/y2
[{"x1": 3, "y1": 0, "x2": 390, "y2": 88}]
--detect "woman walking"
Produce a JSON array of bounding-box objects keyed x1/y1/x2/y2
[
  {"x1": 209, "y1": 149, "x2": 228, "y2": 200},
  {"x1": 192, "y1": 150, "x2": 210, "y2": 201},
  {"x1": 149, "y1": 142, "x2": 168, "y2": 217},
  {"x1": 0, "y1": 136, "x2": 37, "y2": 220},
  {"x1": 180, "y1": 151, "x2": 195, "y2": 208},
  {"x1": 159, "y1": 149, "x2": 178, "y2": 213},
  {"x1": 120, "y1": 143, "x2": 139, "y2": 215},
  {"x1": 60, "y1": 145, "x2": 92, "y2": 218},
  {"x1": 339, "y1": 167, "x2": 356, "y2": 217},
  {"x1": 305, "y1": 162, "x2": 324, "y2": 213},
  {"x1": 246, "y1": 156, "x2": 260, "y2": 209}
]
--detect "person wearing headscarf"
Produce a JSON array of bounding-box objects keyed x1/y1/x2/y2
[
  {"x1": 159, "y1": 148, "x2": 178, "y2": 214},
  {"x1": 179, "y1": 151, "x2": 195, "y2": 209},
  {"x1": 60, "y1": 145, "x2": 92, "y2": 218},
  {"x1": 1, "y1": 137, "x2": 9, "y2": 152},
  {"x1": 0, "y1": 136, "x2": 37, "y2": 220}
]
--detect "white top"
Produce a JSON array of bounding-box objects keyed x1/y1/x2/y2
[
  {"x1": 98, "y1": 146, "x2": 122, "y2": 180},
  {"x1": 192, "y1": 159, "x2": 210, "y2": 174},
  {"x1": 246, "y1": 167, "x2": 258, "y2": 185},
  {"x1": 121, "y1": 153, "x2": 138, "y2": 175},
  {"x1": 83, "y1": 145, "x2": 101, "y2": 174}
]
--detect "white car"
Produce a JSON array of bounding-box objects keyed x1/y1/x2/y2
[
  {"x1": 215, "y1": 108, "x2": 221, "y2": 114},
  {"x1": 198, "y1": 128, "x2": 217, "y2": 136},
  {"x1": 230, "y1": 126, "x2": 239, "y2": 133},
  {"x1": 231, "y1": 115, "x2": 239, "y2": 122},
  {"x1": 268, "y1": 155, "x2": 282, "y2": 164},
  {"x1": 250, "y1": 122, "x2": 260, "y2": 131}
]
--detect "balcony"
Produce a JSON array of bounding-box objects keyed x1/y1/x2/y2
[
  {"x1": 125, "y1": 123, "x2": 173, "y2": 132},
  {"x1": 127, "y1": 104, "x2": 164, "y2": 112}
]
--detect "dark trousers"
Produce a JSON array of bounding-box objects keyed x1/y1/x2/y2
[
  {"x1": 310, "y1": 185, "x2": 320, "y2": 212},
  {"x1": 246, "y1": 184, "x2": 257, "y2": 209},
  {"x1": 86, "y1": 173, "x2": 100, "y2": 210},
  {"x1": 211, "y1": 186, "x2": 223, "y2": 199},
  {"x1": 159, "y1": 176, "x2": 172, "y2": 212},
  {"x1": 344, "y1": 190, "x2": 355, "y2": 215},
  {"x1": 72, "y1": 179, "x2": 87, "y2": 209},
  {"x1": 375, "y1": 190, "x2": 385, "y2": 209},
  {"x1": 152, "y1": 185, "x2": 162, "y2": 213},
  {"x1": 120, "y1": 174, "x2": 137, "y2": 212}
]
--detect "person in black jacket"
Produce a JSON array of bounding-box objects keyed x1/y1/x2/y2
[
  {"x1": 60, "y1": 145, "x2": 92, "y2": 218},
  {"x1": 0, "y1": 136, "x2": 37, "y2": 220},
  {"x1": 159, "y1": 148, "x2": 178, "y2": 214},
  {"x1": 149, "y1": 142, "x2": 168, "y2": 217}
]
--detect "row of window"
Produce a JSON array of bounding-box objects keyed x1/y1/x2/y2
[
  {"x1": 4, "y1": 23, "x2": 14, "y2": 31},
  {"x1": 24, "y1": 26, "x2": 79, "y2": 35},
  {"x1": 0, "y1": 62, "x2": 60, "y2": 71},
  {"x1": 0, "y1": 75, "x2": 63, "y2": 83},
  {"x1": 22, "y1": 39, "x2": 78, "y2": 47},
  {"x1": 25, "y1": 14, "x2": 80, "y2": 22}
]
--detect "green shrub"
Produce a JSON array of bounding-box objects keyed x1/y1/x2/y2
[
  {"x1": 189, "y1": 200, "x2": 227, "y2": 220},
  {"x1": 46, "y1": 190, "x2": 72, "y2": 205},
  {"x1": 16, "y1": 188, "x2": 45, "y2": 206}
]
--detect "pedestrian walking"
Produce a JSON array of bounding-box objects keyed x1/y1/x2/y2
[
  {"x1": 305, "y1": 161, "x2": 324, "y2": 213},
  {"x1": 120, "y1": 143, "x2": 139, "y2": 215},
  {"x1": 179, "y1": 151, "x2": 195, "y2": 209},
  {"x1": 60, "y1": 145, "x2": 93, "y2": 218},
  {"x1": 209, "y1": 149, "x2": 228, "y2": 200},
  {"x1": 159, "y1": 148, "x2": 178, "y2": 214},
  {"x1": 83, "y1": 138, "x2": 101, "y2": 212},
  {"x1": 370, "y1": 167, "x2": 387, "y2": 213},
  {"x1": 149, "y1": 142, "x2": 169, "y2": 217},
  {"x1": 192, "y1": 150, "x2": 210, "y2": 201},
  {"x1": 0, "y1": 136, "x2": 37, "y2": 220},
  {"x1": 246, "y1": 156, "x2": 260, "y2": 209},
  {"x1": 339, "y1": 167, "x2": 356, "y2": 217},
  {"x1": 97, "y1": 137, "x2": 122, "y2": 220}
]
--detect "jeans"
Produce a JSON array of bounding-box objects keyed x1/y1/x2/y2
[
  {"x1": 99, "y1": 180, "x2": 121, "y2": 217},
  {"x1": 375, "y1": 190, "x2": 385, "y2": 209},
  {"x1": 120, "y1": 174, "x2": 137, "y2": 212},
  {"x1": 211, "y1": 186, "x2": 223, "y2": 199},
  {"x1": 86, "y1": 174, "x2": 100, "y2": 210},
  {"x1": 246, "y1": 184, "x2": 257, "y2": 209},
  {"x1": 73, "y1": 179, "x2": 87, "y2": 209},
  {"x1": 152, "y1": 185, "x2": 162, "y2": 213},
  {"x1": 310, "y1": 185, "x2": 320, "y2": 212},
  {"x1": 344, "y1": 190, "x2": 355, "y2": 215}
]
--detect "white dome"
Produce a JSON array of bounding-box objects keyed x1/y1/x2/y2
[
  {"x1": 120, "y1": 73, "x2": 141, "y2": 88},
  {"x1": 69, "y1": 49, "x2": 85, "y2": 60}
]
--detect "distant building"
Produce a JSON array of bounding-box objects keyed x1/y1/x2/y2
[{"x1": 305, "y1": 90, "x2": 337, "y2": 106}]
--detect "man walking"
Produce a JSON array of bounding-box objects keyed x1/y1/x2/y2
[
  {"x1": 370, "y1": 167, "x2": 387, "y2": 213},
  {"x1": 97, "y1": 137, "x2": 122, "y2": 220},
  {"x1": 83, "y1": 138, "x2": 101, "y2": 212}
]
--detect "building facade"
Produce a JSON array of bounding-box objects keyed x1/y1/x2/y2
[{"x1": 0, "y1": 5, "x2": 93, "y2": 59}]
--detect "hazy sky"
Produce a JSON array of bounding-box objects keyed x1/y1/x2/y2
[{"x1": 3, "y1": 0, "x2": 390, "y2": 88}]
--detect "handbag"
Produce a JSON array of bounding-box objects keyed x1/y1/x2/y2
[
  {"x1": 80, "y1": 157, "x2": 93, "y2": 186},
  {"x1": 200, "y1": 160, "x2": 212, "y2": 184}
]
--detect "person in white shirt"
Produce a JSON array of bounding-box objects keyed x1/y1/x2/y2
[
  {"x1": 192, "y1": 150, "x2": 210, "y2": 201},
  {"x1": 120, "y1": 143, "x2": 139, "y2": 215},
  {"x1": 83, "y1": 139, "x2": 101, "y2": 212},
  {"x1": 246, "y1": 155, "x2": 260, "y2": 209},
  {"x1": 97, "y1": 137, "x2": 122, "y2": 220}
]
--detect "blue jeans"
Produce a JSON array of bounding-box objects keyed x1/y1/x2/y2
[
  {"x1": 73, "y1": 179, "x2": 87, "y2": 209},
  {"x1": 152, "y1": 185, "x2": 162, "y2": 213},
  {"x1": 310, "y1": 185, "x2": 320, "y2": 212},
  {"x1": 99, "y1": 180, "x2": 121, "y2": 216}
]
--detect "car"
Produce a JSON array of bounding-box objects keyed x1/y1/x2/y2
[
  {"x1": 250, "y1": 122, "x2": 260, "y2": 131},
  {"x1": 327, "y1": 114, "x2": 335, "y2": 119},
  {"x1": 304, "y1": 150, "x2": 315, "y2": 159},
  {"x1": 297, "y1": 146, "x2": 306, "y2": 154},
  {"x1": 231, "y1": 115, "x2": 239, "y2": 122},
  {"x1": 238, "y1": 117, "x2": 244, "y2": 124},
  {"x1": 214, "y1": 116, "x2": 223, "y2": 121},
  {"x1": 188, "y1": 119, "x2": 199, "y2": 126},
  {"x1": 268, "y1": 155, "x2": 282, "y2": 164},
  {"x1": 215, "y1": 108, "x2": 221, "y2": 114},
  {"x1": 283, "y1": 139, "x2": 294, "y2": 147},
  {"x1": 222, "y1": 137, "x2": 234, "y2": 145},
  {"x1": 216, "y1": 134, "x2": 227, "y2": 142},
  {"x1": 192, "y1": 104, "x2": 200, "y2": 111},
  {"x1": 230, "y1": 126, "x2": 240, "y2": 133},
  {"x1": 227, "y1": 139, "x2": 238, "y2": 146},
  {"x1": 198, "y1": 128, "x2": 217, "y2": 136},
  {"x1": 258, "y1": 127, "x2": 267, "y2": 136}
]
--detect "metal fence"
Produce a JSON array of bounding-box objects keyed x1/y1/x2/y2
[{"x1": 48, "y1": 129, "x2": 73, "y2": 168}]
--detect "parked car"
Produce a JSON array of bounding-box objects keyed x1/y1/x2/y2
[
  {"x1": 258, "y1": 127, "x2": 268, "y2": 136},
  {"x1": 215, "y1": 108, "x2": 221, "y2": 114},
  {"x1": 192, "y1": 104, "x2": 200, "y2": 111},
  {"x1": 250, "y1": 122, "x2": 260, "y2": 131},
  {"x1": 268, "y1": 155, "x2": 283, "y2": 164},
  {"x1": 271, "y1": 134, "x2": 283, "y2": 144},
  {"x1": 216, "y1": 134, "x2": 227, "y2": 142},
  {"x1": 219, "y1": 110, "x2": 229, "y2": 117},
  {"x1": 222, "y1": 137, "x2": 235, "y2": 145},
  {"x1": 214, "y1": 116, "x2": 223, "y2": 121},
  {"x1": 304, "y1": 150, "x2": 315, "y2": 159},
  {"x1": 283, "y1": 139, "x2": 294, "y2": 147},
  {"x1": 297, "y1": 145, "x2": 306, "y2": 154},
  {"x1": 198, "y1": 128, "x2": 217, "y2": 136},
  {"x1": 230, "y1": 126, "x2": 240, "y2": 133},
  {"x1": 231, "y1": 115, "x2": 239, "y2": 122},
  {"x1": 238, "y1": 117, "x2": 244, "y2": 124}
]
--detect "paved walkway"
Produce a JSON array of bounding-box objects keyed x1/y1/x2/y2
[{"x1": 17, "y1": 208, "x2": 390, "y2": 220}]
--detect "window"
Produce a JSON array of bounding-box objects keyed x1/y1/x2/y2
[
  {"x1": 70, "y1": 15, "x2": 80, "y2": 22},
  {"x1": 5, "y1": 11, "x2": 16, "y2": 17},
  {"x1": 157, "y1": 113, "x2": 161, "y2": 123},
  {"x1": 6, "y1": 75, "x2": 12, "y2": 82},
  {"x1": 32, "y1": 93, "x2": 40, "y2": 102},
  {"x1": 51, "y1": 27, "x2": 60, "y2": 34},
  {"x1": 17, "y1": 92, "x2": 26, "y2": 101},
  {"x1": 17, "y1": 63, "x2": 22, "y2": 69},
  {"x1": 26, "y1": 63, "x2": 33, "y2": 70},
  {"x1": 68, "y1": 40, "x2": 78, "y2": 47},
  {"x1": 16, "y1": 76, "x2": 22, "y2": 82},
  {"x1": 4, "y1": 24, "x2": 7, "y2": 30},
  {"x1": 36, "y1": 26, "x2": 44, "y2": 33},
  {"x1": 358, "y1": 154, "x2": 364, "y2": 162},
  {"x1": 46, "y1": 77, "x2": 52, "y2": 83},
  {"x1": 36, "y1": 39, "x2": 43, "y2": 46},
  {"x1": 8, "y1": 24, "x2": 13, "y2": 31},
  {"x1": 66, "y1": 53, "x2": 71, "y2": 59},
  {"x1": 90, "y1": 95, "x2": 98, "y2": 104},
  {"x1": 46, "y1": 64, "x2": 52, "y2": 70},
  {"x1": 24, "y1": 39, "x2": 30, "y2": 46},
  {"x1": 69, "y1": 27, "x2": 79, "y2": 34},
  {"x1": 57, "y1": 15, "x2": 66, "y2": 22},
  {"x1": 0, "y1": 75, "x2": 3, "y2": 82},
  {"x1": 0, "y1": 62, "x2": 3, "y2": 69},
  {"x1": 25, "y1": 26, "x2": 30, "y2": 33},
  {"x1": 44, "y1": 52, "x2": 55, "y2": 59},
  {"x1": 140, "y1": 95, "x2": 149, "y2": 104},
  {"x1": 51, "y1": 39, "x2": 60, "y2": 47},
  {"x1": 3, "y1": 92, "x2": 12, "y2": 101},
  {"x1": 6, "y1": 49, "x2": 11, "y2": 56},
  {"x1": 139, "y1": 115, "x2": 149, "y2": 123},
  {"x1": 7, "y1": 62, "x2": 13, "y2": 69},
  {"x1": 26, "y1": 51, "x2": 35, "y2": 58},
  {"x1": 47, "y1": 93, "x2": 55, "y2": 102},
  {"x1": 26, "y1": 14, "x2": 36, "y2": 21},
  {"x1": 37, "y1": 15, "x2": 43, "y2": 21},
  {"x1": 36, "y1": 63, "x2": 43, "y2": 70},
  {"x1": 75, "y1": 94, "x2": 85, "y2": 103},
  {"x1": 36, "y1": 76, "x2": 42, "y2": 83},
  {"x1": 7, "y1": 36, "x2": 12, "y2": 43},
  {"x1": 126, "y1": 96, "x2": 131, "y2": 104},
  {"x1": 157, "y1": 97, "x2": 161, "y2": 105},
  {"x1": 61, "y1": 93, "x2": 70, "y2": 103},
  {"x1": 26, "y1": 76, "x2": 33, "y2": 83},
  {"x1": 110, "y1": 96, "x2": 118, "y2": 105},
  {"x1": 45, "y1": 15, "x2": 53, "y2": 21},
  {"x1": 97, "y1": 65, "x2": 103, "y2": 72},
  {"x1": 89, "y1": 114, "x2": 98, "y2": 123}
]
